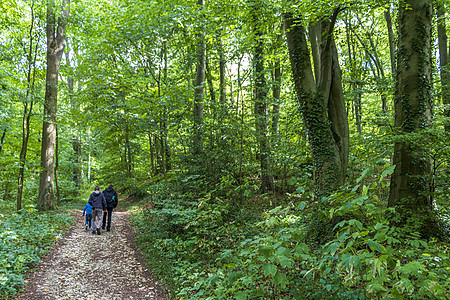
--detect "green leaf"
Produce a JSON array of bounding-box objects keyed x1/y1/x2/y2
[
  {"x1": 298, "y1": 201, "x2": 306, "y2": 210},
  {"x1": 381, "y1": 165, "x2": 396, "y2": 178},
  {"x1": 262, "y1": 263, "x2": 277, "y2": 277},
  {"x1": 399, "y1": 261, "x2": 424, "y2": 275},
  {"x1": 234, "y1": 292, "x2": 248, "y2": 300},
  {"x1": 367, "y1": 239, "x2": 384, "y2": 253},
  {"x1": 274, "y1": 271, "x2": 287, "y2": 288}
]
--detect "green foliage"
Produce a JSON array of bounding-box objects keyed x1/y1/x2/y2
[
  {"x1": 132, "y1": 161, "x2": 450, "y2": 299},
  {"x1": 0, "y1": 210, "x2": 73, "y2": 296}
]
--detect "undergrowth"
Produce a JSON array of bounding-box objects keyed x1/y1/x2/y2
[
  {"x1": 130, "y1": 164, "x2": 450, "y2": 299},
  {"x1": 0, "y1": 209, "x2": 73, "y2": 297}
]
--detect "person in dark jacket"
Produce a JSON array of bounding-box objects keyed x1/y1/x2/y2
[
  {"x1": 88, "y1": 186, "x2": 107, "y2": 235},
  {"x1": 102, "y1": 183, "x2": 118, "y2": 232}
]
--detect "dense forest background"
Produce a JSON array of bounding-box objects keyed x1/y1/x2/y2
[{"x1": 1, "y1": 0, "x2": 450, "y2": 298}]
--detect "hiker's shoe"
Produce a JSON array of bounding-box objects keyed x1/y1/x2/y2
[
  {"x1": 106, "y1": 228, "x2": 110, "y2": 232},
  {"x1": 85, "y1": 225, "x2": 88, "y2": 231},
  {"x1": 102, "y1": 226, "x2": 105, "y2": 230},
  {"x1": 92, "y1": 230, "x2": 96, "y2": 235},
  {"x1": 97, "y1": 228, "x2": 101, "y2": 235}
]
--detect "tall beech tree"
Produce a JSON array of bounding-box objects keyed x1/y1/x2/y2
[
  {"x1": 37, "y1": 0, "x2": 69, "y2": 211},
  {"x1": 284, "y1": 7, "x2": 349, "y2": 196},
  {"x1": 388, "y1": 0, "x2": 436, "y2": 236}
]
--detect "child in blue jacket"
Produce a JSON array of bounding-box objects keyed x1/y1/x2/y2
[{"x1": 82, "y1": 202, "x2": 93, "y2": 231}]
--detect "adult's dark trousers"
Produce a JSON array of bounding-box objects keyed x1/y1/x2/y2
[{"x1": 102, "y1": 207, "x2": 114, "y2": 230}]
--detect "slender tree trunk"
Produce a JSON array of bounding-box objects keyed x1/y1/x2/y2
[
  {"x1": 37, "y1": 0, "x2": 69, "y2": 211},
  {"x1": 389, "y1": 0, "x2": 436, "y2": 237},
  {"x1": 205, "y1": 54, "x2": 216, "y2": 104},
  {"x1": 272, "y1": 60, "x2": 281, "y2": 136},
  {"x1": 384, "y1": 7, "x2": 397, "y2": 78},
  {"x1": 149, "y1": 133, "x2": 155, "y2": 175},
  {"x1": 55, "y1": 125, "x2": 60, "y2": 205},
  {"x1": 308, "y1": 23, "x2": 320, "y2": 81},
  {"x1": 17, "y1": 2, "x2": 39, "y2": 210},
  {"x1": 66, "y1": 50, "x2": 82, "y2": 192},
  {"x1": 346, "y1": 18, "x2": 362, "y2": 134},
  {"x1": 0, "y1": 128, "x2": 6, "y2": 154},
  {"x1": 437, "y1": 6, "x2": 450, "y2": 132},
  {"x1": 252, "y1": 0, "x2": 274, "y2": 192},
  {"x1": 193, "y1": 0, "x2": 205, "y2": 162},
  {"x1": 218, "y1": 37, "x2": 226, "y2": 106}
]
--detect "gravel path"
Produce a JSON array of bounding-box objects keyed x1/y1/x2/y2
[{"x1": 18, "y1": 210, "x2": 167, "y2": 299}]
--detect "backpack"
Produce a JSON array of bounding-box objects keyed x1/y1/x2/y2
[{"x1": 107, "y1": 195, "x2": 115, "y2": 203}]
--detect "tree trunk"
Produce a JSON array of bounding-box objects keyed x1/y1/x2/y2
[
  {"x1": 272, "y1": 60, "x2": 281, "y2": 136},
  {"x1": 37, "y1": 0, "x2": 69, "y2": 211},
  {"x1": 384, "y1": 7, "x2": 397, "y2": 78},
  {"x1": 149, "y1": 133, "x2": 155, "y2": 175},
  {"x1": 388, "y1": 0, "x2": 436, "y2": 236},
  {"x1": 437, "y1": 6, "x2": 450, "y2": 132},
  {"x1": 252, "y1": 1, "x2": 274, "y2": 192},
  {"x1": 66, "y1": 50, "x2": 82, "y2": 192},
  {"x1": 0, "y1": 128, "x2": 6, "y2": 155},
  {"x1": 18, "y1": 2, "x2": 38, "y2": 210},
  {"x1": 193, "y1": 0, "x2": 205, "y2": 160},
  {"x1": 284, "y1": 8, "x2": 348, "y2": 196},
  {"x1": 346, "y1": 19, "x2": 362, "y2": 134},
  {"x1": 55, "y1": 125, "x2": 60, "y2": 205}
]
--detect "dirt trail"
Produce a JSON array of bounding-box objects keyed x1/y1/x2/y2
[{"x1": 18, "y1": 210, "x2": 167, "y2": 300}]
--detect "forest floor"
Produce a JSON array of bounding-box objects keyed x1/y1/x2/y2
[{"x1": 17, "y1": 208, "x2": 168, "y2": 299}]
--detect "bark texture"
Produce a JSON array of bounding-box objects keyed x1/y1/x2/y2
[
  {"x1": 37, "y1": 0, "x2": 69, "y2": 211},
  {"x1": 388, "y1": 0, "x2": 434, "y2": 225},
  {"x1": 284, "y1": 9, "x2": 349, "y2": 196}
]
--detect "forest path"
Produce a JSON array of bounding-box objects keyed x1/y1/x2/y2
[{"x1": 18, "y1": 209, "x2": 167, "y2": 299}]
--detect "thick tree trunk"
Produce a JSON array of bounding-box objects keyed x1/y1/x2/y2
[
  {"x1": 37, "y1": 0, "x2": 69, "y2": 211},
  {"x1": 285, "y1": 11, "x2": 345, "y2": 196},
  {"x1": 437, "y1": 6, "x2": 450, "y2": 132},
  {"x1": 389, "y1": 0, "x2": 436, "y2": 236}
]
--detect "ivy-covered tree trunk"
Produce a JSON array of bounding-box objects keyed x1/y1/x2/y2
[
  {"x1": 284, "y1": 9, "x2": 348, "y2": 196},
  {"x1": 252, "y1": 1, "x2": 274, "y2": 192},
  {"x1": 388, "y1": 0, "x2": 436, "y2": 236},
  {"x1": 37, "y1": 0, "x2": 69, "y2": 211}
]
